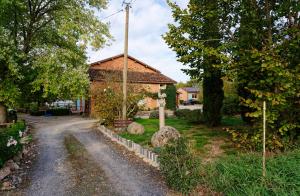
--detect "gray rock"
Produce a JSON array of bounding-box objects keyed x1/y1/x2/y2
[
  {"x1": 151, "y1": 126, "x2": 180, "y2": 147},
  {"x1": 0, "y1": 167, "x2": 11, "y2": 181},
  {"x1": 5, "y1": 160, "x2": 19, "y2": 171},
  {"x1": 127, "y1": 122, "x2": 145, "y2": 135},
  {"x1": 13, "y1": 153, "x2": 22, "y2": 163},
  {"x1": 1, "y1": 181, "x2": 15, "y2": 191}
]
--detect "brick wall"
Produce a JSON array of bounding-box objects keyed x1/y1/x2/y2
[{"x1": 91, "y1": 56, "x2": 157, "y2": 73}]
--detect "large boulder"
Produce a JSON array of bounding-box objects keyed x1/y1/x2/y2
[
  {"x1": 127, "y1": 122, "x2": 145, "y2": 135},
  {"x1": 151, "y1": 126, "x2": 180, "y2": 147}
]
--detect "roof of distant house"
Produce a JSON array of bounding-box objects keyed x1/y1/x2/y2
[
  {"x1": 180, "y1": 87, "x2": 200, "y2": 93},
  {"x1": 89, "y1": 54, "x2": 176, "y2": 84}
]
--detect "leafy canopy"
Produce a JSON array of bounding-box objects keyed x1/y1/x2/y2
[{"x1": 0, "y1": 0, "x2": 111, "y2": 107}]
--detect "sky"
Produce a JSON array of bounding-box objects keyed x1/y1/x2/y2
[{"x1": 86, "y1": 0, "x2": 189, "y2": 82}]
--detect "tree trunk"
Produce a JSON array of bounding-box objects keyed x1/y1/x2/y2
[{"x1": 0, "y1": 103, "x2": 7, "y2": 124}]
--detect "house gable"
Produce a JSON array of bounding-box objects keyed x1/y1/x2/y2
[
  {"x1": 90, "y1": 54, "x2": 159, "y2": 73},
  {"x1": 89, "y1": 54, "x2": 176, "y2": 84}
]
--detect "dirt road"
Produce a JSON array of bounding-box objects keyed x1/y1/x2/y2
[{"x1": 11, "y1": 115, "x2": 167, "y2": 196}]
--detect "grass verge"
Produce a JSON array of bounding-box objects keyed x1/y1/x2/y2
[{"x1": 202, "y1": 150, "x2": 300, "y2": 195}]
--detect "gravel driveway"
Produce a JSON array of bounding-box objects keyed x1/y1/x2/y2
[{"x1": 17, "y1": 115, "x2": 168, "y2": 196}]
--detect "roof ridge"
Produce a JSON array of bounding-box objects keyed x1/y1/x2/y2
[{"x1": 90, "y1": 54, "x2": 161, "y2": 73}]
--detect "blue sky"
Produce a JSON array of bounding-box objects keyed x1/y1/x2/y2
[{"x1": 87, "y1": 0, "x2": 189, "y2": 82}]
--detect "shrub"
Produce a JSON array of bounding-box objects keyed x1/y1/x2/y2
[
  {"x1": 226, "y1": 128, "x2": 298, "y2": 151},
  {"x1": 165, "y1": 84, "x2": 177, "y2": 110},
  {"x1": 0, "y1": 122, "x2": 26, "y2": 167},
  {"x1": 222, "y1": 95, "x2": 240, "y2": 116},
  {"x1": 185, "y1": 109, "x2": 204, "y2": 123},
  {"x1": 175, "y1": 109, "x2": 204, "y2": 123},
  {"x1": 202, "y1": 151, "x2": 300, "y2": 195},
  {"x1": 175, "y1": 109, "x2": 191, "y2": 119},
  {"x1": 159, "y1": 138, "x2": 201, "y2": 193},
  {"x1": 179, "y1": 100, "x2": 184, "y2": 104},
  {"x1": 149, "y1": 110, "x2": 168, "y2": 119}
]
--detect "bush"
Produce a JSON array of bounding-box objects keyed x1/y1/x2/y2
[
  {"x1": 149, "y1": 110, "x2": 168, "y2": 119},
  {"x1": 0, "y1": 122, "x2": 26, "y2": 167},
  {"x1": 175, "y1": 109, "x2": 204, "y2": 123},
  {"x1": 226, "y1": 128, "x2": 298, "y2": 151},
  {"x1": 46, "y1": 108, "x2": 70, "y2": 116},
  {"x1": 185, "y1": 109, "x2": 204, "y2": 123},
  {"x1": 222, "y1": 96, "x2": 240, "y2": 115},
  {"x1": 202, "y1": 151, "x2": 300, "y2": 195},
  {"x1": 165, "y1": 84, "x2": 177, "y2": 110},
  {"x1": 175, "y1": 109, "x2": 191, "y2": 118},
  {"x1": 159, "y1": 138, "x2": 201, "y2": 193}
]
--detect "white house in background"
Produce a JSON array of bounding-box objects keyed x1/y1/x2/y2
[{"x1": 177, "y1": 87, "x2": 200, "y2": 102}]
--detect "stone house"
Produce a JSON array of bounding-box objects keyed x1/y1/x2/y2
[
  {"x1": 86, "y1": 54, "x2": 176, "y2": 117},
  {"x1": 177, "y1": 87, "x2": 200, "y2": 102}
]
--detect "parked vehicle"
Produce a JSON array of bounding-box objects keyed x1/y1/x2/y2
[{"x1": 183, "y1": 99, "x2": 200, "y2": 105}]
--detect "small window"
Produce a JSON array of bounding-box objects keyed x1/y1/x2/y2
[{"x1": 192, "y1": 93, "x2": 197, "y2": 99}]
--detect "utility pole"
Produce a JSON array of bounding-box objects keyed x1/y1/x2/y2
[{"x1": 122, "y1": 2, "x2": 130, "y2": 120}]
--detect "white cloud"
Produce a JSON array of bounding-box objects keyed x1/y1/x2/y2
[{"x1": 87, "y1": 0, "x2": 190, "y2": 82}]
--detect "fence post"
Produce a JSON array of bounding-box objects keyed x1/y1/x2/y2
[{"x1": 262, "y1": 101, "x2": 266, "y2": 177}]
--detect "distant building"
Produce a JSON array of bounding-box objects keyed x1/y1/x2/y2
[{"x1": 177, "y1": 87, "x2": 200, "y2": 102}]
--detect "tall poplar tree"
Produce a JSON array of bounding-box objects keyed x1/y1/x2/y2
[{"x1": 164, "y1": 0, "x2": 233, "y2": 126}]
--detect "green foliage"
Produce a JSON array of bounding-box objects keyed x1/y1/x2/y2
[
  {"x1": 29, "y1": 102, "x2": 39, "y2": 112},
  {"x1": 165, "y1": 85, "x2": 176, "y2": 110},
  {"x1": 203, "y1": 73, "x2": 224, "y2": 126},
  {"x1": 0, "y1": 0, "x2": 111, "y2": 112},
  {"x1": 175, "y1": 109, "x2": 191, "y2": 119},
  {"x1": 186, "y1": 109, "x2": 204, "y2": 123},
  {"x1": 222, "y1": 95, "x2": 240, "y2": 116},
  {"x1": 175, "y1": 109, "x2": 204, "y2": 123},
  {"x1": 159, "y1": 138, "x2": 201, "y2": 193},
  {"x1": 0, "y1": 122, "x2": 26, "y2": 167},
  {"x1": 226, "y1": 128, "x2": 298, "y2": 151},
  {"x1": 164, "y1": 0, "x2": 230, "y2": 126},
  {"x1": 93, "y1": 84, "x2": 145, "y2": 125},
  {"x1": 202, "y1": 151, "x2": 300, "y2": 195},
  {"x1": 231, "y1": 1, "x2": 300, "y2": 145},
  {"x1": 149, "y1": 110, "x2": 168, "y2": 119}
]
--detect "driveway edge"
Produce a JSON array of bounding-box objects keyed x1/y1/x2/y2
[{"x1": 97, "y1": 125, "x2": 160, "y2": 168}]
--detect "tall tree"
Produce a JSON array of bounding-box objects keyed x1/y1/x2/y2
[
  {"x1": 233, "y1": 0, "x2": 300, "y2": 147},
  {"x1": 0, "y1": 0, "x2": 111, "y2": 122},
  {"x1": 164, "y1": 0, "x2": 233, "y2": 126}
]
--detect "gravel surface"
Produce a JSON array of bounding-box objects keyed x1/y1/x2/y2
[{"x1": 15, "y1": 115, "x2": 168, "y2": 196}]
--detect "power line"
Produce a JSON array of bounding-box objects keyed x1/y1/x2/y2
[{"x1": 101, "y1": 9, "x2": 123, "y2": 20}]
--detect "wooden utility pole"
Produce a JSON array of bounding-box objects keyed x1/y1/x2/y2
[
  {"x1": 262, "y1": 101, "x2": 266, "y2": 177},
  {"x1": 122, "y1": 3, "x2": 130, "y2": 120}
]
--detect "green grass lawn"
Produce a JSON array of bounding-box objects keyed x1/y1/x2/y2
[{"x1": 119, "y1": 116, "x2": 242, "y2": 153}]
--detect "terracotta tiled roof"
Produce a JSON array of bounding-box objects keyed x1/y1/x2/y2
[{"x1": 89, "y1": 69, "x2": 176, "y2": 84}]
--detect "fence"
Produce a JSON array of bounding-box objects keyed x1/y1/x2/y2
[{"x1": 97, "y1": 125, "x2": 159, "y2": 168}]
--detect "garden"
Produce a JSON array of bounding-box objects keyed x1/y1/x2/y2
[{"x1": 118, "y1": 110, "x2": 300, "y2": 195}]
